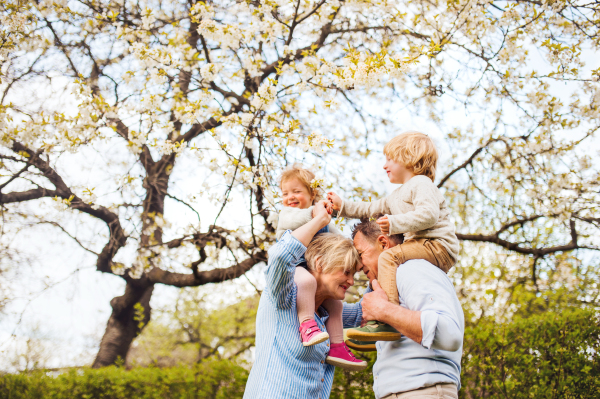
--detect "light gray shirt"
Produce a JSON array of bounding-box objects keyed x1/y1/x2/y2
[
  {"x1": 372, "y1": 259, "x2": 464, "y2": 398},
  {"x1": 338, "y1": 175, "x2": 460, "y2": 262}
]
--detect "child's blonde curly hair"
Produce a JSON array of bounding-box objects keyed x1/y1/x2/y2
[
  {"x1": 383, "y1": 131, "x2": 438, "y2": 181},
  {"x1": 278, "y1": 164, "x2": 322, "y2": 205}
]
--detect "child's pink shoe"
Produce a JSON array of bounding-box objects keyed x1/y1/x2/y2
[
  {"x1": 326, "y1": 342, "x2": 368, "y2": 371},
  {"x1": 299, "y1": 320, "x2": 329, "y2": 347}
]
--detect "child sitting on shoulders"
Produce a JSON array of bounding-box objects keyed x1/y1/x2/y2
[
  {"x1": 327, "y1": 131, "x2": 459, "y2": 341},
  {"x1": 275, "y1": 164, "x2": 366, "y2": 371}
]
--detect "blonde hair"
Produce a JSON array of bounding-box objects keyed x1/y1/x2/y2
[
  {"x1": 305, "y1": 233, "x2": 359, "y2": 275},
  {"x1": 278, "y1": 164, "x2": 322, "y2": 204},
  {"x1": 383, "y1": 131, "x2": 438, "y2": 181}
]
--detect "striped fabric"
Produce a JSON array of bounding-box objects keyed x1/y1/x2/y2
[{"x1": 243, "y1": 231, "x2": 335, "y2": 399}]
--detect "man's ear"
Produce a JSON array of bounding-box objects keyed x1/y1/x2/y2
[{"x1": 377, "y1": 234, "x2": 391, "y2": 250}]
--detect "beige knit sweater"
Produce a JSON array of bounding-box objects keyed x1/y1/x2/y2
[{"x1": 339, "y1": 175, "x2": 459, "y2": 262}]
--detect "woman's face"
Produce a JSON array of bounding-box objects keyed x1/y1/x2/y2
[{"x1": 320, "y1": 266, "x2": 355, "y2": 300}]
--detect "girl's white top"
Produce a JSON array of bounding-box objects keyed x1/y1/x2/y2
[{"x1": 275, "y1": 206, "x2": 341, "y2": 240}]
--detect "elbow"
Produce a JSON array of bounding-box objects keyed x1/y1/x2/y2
[
  {"x1": 434, "y1": 335, "x2": 462, "y2": 352},
  {"x1": 446, "y1": 336, "x2": 462, "y2": 352}
]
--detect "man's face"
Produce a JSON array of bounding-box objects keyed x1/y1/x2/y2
[{"x1": 353, "y1": 232, "x2": 384, "y2": 284}]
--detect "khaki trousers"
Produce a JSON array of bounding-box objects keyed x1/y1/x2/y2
[
  {"x1": 381, "y1": 383, "x2": 458, "y2": 399},
  {"x1": 378, "y1": 238, "x2": 455, "y2": 305}
]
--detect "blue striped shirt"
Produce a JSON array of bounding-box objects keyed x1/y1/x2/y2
[{"x1": 245, "y1": 231, "x2": 346, "y2": 399}]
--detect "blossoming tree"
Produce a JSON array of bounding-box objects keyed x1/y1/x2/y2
[{"x1": 1, "y1": 0, "x2": 598, "y2": 367}]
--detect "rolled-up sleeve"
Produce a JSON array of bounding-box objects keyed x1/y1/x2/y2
[
  {"x1": 265, "y1": 230, "x2": 306, "y2": 309},
  {"x1": 397, "y1": 260, "x2": 464, "y2": 352},
  {"x1": 420, "y1": 310, "x2": 462, "y2": 351}
]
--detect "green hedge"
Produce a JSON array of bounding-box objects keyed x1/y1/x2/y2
[
  {"x1": 460, "y1": 308, "x2": 600, "y2": 398},
  {"x1": 1, "y1": 309, "x2": 598, "y2": 399},
  {"x1": 0, "y1": 359, "x2": 248, "y2": 399}
]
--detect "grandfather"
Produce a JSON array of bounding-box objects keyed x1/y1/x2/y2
[{"x1": 343, "y1": 218, "x2": 464, "y2": 399}]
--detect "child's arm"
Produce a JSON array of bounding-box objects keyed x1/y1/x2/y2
[
  {"x1": 328, "y1": 191, "x2": 391, "y2": 220},
  {"x1": 385, "y1": 179, "x2": 440, "y2": 235}
]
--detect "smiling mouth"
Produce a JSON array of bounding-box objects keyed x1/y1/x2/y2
[
  {"x1": 288, "y1": 202, "x2": 299, "y2": 207},
  {"x1": 340, "y1": 285, "x2": 348, "y2": 291}
]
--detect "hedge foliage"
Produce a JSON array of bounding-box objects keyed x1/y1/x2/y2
[
  {"x1": 1, "y1": 308, "x2": 598, "y2": 399},
  {"x1": 0, "y1": 359, "x2": 248, "y2": 399},
  {"x1": 460, "y1": 308, "x2": 600, "y2": 398}
]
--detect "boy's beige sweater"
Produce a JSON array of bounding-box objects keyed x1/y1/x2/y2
[{"x1": 339, "y1": 175, "x2": 459, "y2": 262}]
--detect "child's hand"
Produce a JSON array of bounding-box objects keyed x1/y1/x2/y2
[
  {"x1": 327, "y1": 192, "x2": 342, "y2": 211},
  {"x1": 376, "y1": 216, "x2": 390, "y2": 235}
]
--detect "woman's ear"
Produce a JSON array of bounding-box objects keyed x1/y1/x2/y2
[{"x1": 314, "y1": 257, "x2": 323, "y2": 272}]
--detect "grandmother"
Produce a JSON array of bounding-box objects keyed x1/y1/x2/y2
[{"x1": 243, "y1": 201, "x2": 361, "y2": 399}]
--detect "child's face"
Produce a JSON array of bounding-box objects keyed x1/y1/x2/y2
[
  {"x1": 383, "y1": 156, "x2": 415, "y2": 184},
  {"x1": 281, "y1": 178, "x2": 314, "y2": 209}
]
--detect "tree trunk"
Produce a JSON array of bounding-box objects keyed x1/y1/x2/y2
[{"x1": 92, "y1": 281, "x2": 154, "y2": 368}]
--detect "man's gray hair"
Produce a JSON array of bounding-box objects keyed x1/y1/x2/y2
[{"x1": 351, "y1": 215, "x2": 404, "y2": 246}]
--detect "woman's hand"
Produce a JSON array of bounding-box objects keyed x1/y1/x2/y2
[
  {"x1": 292, "y1": 200, "x2": 331, "y2": 247},
  {"x1": 312, "y1": 200, "x2": 332, "y2": 228}
]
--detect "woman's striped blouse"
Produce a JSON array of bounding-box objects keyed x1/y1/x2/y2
[{"x1": 243, "y1": 231, "x2": 362, "y2": 399}]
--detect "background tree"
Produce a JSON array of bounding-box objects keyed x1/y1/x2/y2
[
  {"x1": 0, "y1": 0, "x2": 598, "y2": 369},
  {"x1": 127, "y1": 290, "x2": 259, "y2": 367}
]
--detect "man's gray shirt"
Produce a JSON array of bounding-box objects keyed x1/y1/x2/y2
[{"x1": 342, "y1": 259, "x2": 464, "y2": 398}]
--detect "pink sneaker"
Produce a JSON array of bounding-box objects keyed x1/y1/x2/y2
[
  {"x1": 299, "y1": 320, "x2": 329, "y2": 347},
  {"x1": 326, "y1": 342, "x2": 368, "y2": 371}
]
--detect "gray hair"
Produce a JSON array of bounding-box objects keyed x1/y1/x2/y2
[{"x1": 351, "y1": 216, "x2": 404, "y2": 246}]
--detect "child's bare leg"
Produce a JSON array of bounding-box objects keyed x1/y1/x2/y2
[
  {"x1": 322, "y1": 299, "x2": 343, "y2": 344},
  {"x1": 294, "y1": 267, "x2": 317, "y2": 323}
]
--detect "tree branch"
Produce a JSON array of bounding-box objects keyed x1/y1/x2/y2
[{"x1": 147, "y1": 251, "x2": 267, "y2": 287}]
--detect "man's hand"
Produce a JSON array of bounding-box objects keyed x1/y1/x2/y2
[
  {"x1": 376, "y1": 215, "x2": 390, "y2": 235},
  {"x1": 361, "y1": 279, "x2": 391, "y2": 323},
  {"x1": 327, "y1": 192, "x2": 342, "y2": 211}
]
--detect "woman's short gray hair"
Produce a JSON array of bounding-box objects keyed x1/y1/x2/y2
[{"x1": 305, "y1": 233, "x2": 359, "y2": 274}]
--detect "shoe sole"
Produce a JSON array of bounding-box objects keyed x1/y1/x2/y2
[
  {"x1": 303, "y1": 332, "x2": 329, "y2": 347},
  {"x1": 345, "y1": 340, "x2": 377, "y2": 352},
  {"x1": 326, "y1": 357, "x2": 368, "y2": 371},
  {"x1": 346, "y1": 330, "x2": 401, "y2": 342}
]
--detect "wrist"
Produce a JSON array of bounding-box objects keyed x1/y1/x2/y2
[{"x1": 377, "y1": 301, "x2": 396, "y2": 323}]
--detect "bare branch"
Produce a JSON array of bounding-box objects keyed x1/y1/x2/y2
[{"x1": 147, "y1": 251, "x2": 267, "y2": 287}]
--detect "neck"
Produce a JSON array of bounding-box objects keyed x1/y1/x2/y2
[{"x1": 399, "y1": 172, "x2": 417, "y2": 184}]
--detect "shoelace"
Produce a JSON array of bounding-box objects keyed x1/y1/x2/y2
[{"x1": 345, "y1": 347, "x2": 359, "y2": 361}]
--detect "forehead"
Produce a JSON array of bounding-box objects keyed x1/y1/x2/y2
[
  {"x1": 353, "y1": 232, "x2": 374, "y2": 252},
  {"x1": 281, "y1": 178, "x2": 309, "y2": 191}
]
